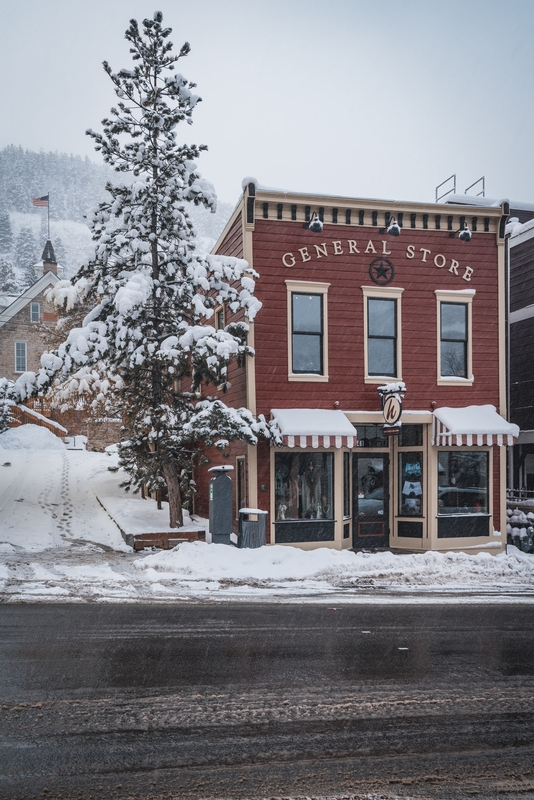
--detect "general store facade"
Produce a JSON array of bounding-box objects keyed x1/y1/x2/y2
[{"x1": 196, "y1": 182, "x2": 517, "y2": 553}]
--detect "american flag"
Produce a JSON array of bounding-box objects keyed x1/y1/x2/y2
[{"x1": 32, "y1": 195, "x2": 49, "y2": 207}]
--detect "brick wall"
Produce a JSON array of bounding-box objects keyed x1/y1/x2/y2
[
  {"x1": 86, "y1": 419, "x2": 122, "y2": 452},
  {"x1": 0, "y1": 291, "x2": 57, "y2": 381}
]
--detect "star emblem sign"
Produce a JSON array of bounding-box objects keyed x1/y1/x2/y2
[{"x1": 369, "y1": 257, "x2": 395, "y2": 285}]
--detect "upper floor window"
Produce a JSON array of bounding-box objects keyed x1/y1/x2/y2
[
  {"x1": 292, "y1": 293, "x2": 323, "y2": 373},
  {"x1": 30, "y1": 302, "x2": 40, "y2": 323},
  {"x1": 440, "y1": 303, "x2": 467, "y2": 377},
  {"x1": 286, "y1": 280, "x2": 329, "y2": 382},
  {"x1": 368, "y1": 298, "x2": 397, "y2": 376},
  {"x1": 435, "y1": 289, "x2": 475, "y2": 385},
  {"x1": 362, "y1": 286, "x2": 403, "y2": 383},
  {"x1": 15, "y1": 341, "x2": 27, "y2": 373}
]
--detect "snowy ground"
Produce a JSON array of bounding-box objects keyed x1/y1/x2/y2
[{"x1": 1, "y1": 425, "x2": 533, "y2": 604}]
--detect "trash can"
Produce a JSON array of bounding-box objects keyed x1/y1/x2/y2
[
  {"x1": 238, "y1": 508, "x2": 268, "y2": 549},
  {"x1": 208, "y1": 465, "x2": 234, "y2": 545}
]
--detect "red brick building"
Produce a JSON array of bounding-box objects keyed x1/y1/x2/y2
[{"x1": 196, "y1": 181, "x2": 517, "y2": 553}]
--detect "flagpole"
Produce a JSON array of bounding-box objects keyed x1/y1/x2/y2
[{"x1": 48, "y1": 191, "x2": 50, "y2": 240}]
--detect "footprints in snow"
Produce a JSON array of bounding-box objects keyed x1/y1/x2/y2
[{"x1": 38, "y1": 452, "x2": 75, "y2": 539}]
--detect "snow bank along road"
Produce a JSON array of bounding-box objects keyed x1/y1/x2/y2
[
  {"x1": 1, "y1": 426, "x2": 534, "y2": 602},
  {"x1": 1, "y1": 603, "x2": 533, "y2": 800}
]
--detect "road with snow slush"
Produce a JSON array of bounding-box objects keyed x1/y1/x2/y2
[{"x1": 1, "y1": 603, "x2": 534, "y2": 800}]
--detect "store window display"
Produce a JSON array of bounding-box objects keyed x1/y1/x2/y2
[{"x1": 275, "y1": 452, "x2": 334, "y2": 521}]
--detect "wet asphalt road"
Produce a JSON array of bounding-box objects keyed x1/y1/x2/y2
[{"x1": 1, "y1": 603, "x2": 534, "y2": 800}]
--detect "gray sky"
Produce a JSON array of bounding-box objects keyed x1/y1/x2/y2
[{"x1": 1, "y1": 0, "x2": 533, "y2": 206}]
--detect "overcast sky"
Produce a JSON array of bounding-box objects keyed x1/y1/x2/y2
[{"x1": 1, "y1": 0, "x2": 533, "y2": 206}]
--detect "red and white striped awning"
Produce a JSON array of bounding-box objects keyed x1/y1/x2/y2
[
  {"x1": 271, "y1": 408, "x2": 357, "y2": 449},
  {"x1": 432, "y1": 405, "x2": 519, "y2": 447}
]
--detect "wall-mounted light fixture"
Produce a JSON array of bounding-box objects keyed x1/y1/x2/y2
[
  {"x1": 308, "y1": 212, "x2": 323, "y2": 233},
  {"x1": 449, "y1": 223, "x2": 472, "y2": 242},
  {"x1": 379, "y1": 216, "x2": 401, "y2": 236}
]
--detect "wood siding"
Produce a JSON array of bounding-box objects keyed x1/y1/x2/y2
[
  {"x1": 216, "y1": 213, "x2": 244, "y2": 260},
  {"x1": 510, "y1": 238, "x2": 534, "y2": 312},
  {"x1": 251, "y1": 219, "x2": 500, "y2": 416},
  {"x1": 510, "y1": 316, "x2": 534, "y2": 430}
]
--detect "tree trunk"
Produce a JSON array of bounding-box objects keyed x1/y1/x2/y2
[{"x1": 162, "y1": 461, "x2": 183, "y2": 528}]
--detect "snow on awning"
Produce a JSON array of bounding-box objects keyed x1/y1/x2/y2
[
  {"x1": 432, "y1": 405, "x2": 519, "y2": 446},
  {"x1": 271, "y1": 408, "x2": 357, "y2": 449}
]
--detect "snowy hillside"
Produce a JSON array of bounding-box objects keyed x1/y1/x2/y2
[
  {"x1": 8, "y1": 205, "x2": 232, "y2": 281},
  {"x1": 0, "y1": 146, "x2": 235, "y2": 286},
  {"x1": 9, "y1": 212, "x2": 93, "y2": 279}
]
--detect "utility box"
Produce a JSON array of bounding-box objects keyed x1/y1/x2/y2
[
  {"x1": 238, "y1": 508, "x2": 268, "y2": 549},
  {"x1": 208, "y1": 465, "x2": 234, "y2": 545}
]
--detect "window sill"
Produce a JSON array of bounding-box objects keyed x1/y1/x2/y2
[
  {"x1": 288, "y1": 374, "x2": 329, "y2": 382},
  {"x1": 437, "y1": 376, "x2": 474, "y2": 386},
  {"x1": 364, "y1": 375, "x2": 402, "y2": 385}
]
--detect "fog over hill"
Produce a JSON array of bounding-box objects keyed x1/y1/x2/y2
[{"x1": 0, "y1": 146, "x2": 234, "y2": 285}]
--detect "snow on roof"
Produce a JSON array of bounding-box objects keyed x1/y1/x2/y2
[
  {"x1": 271, "y1": 408, "x2": 356, "y2": 437},
  {"x1": 433, "y1": 405, "x2": 519, "y2": 437},
  {"x1": 240, "y1": 177, "x2": 399, "y2": 204},
  {"x1": 507, "y1": 216, "x2": 534, "y2": 240},
  {"x1": 446, "y1": 193, "x2": 534, "y2": 212},
  {"x1": 0, "y1": 271, "x2": 59, "y2": 329},
  {"x1": 0, "y1": 293, "x2": 19, "y2": 309}
]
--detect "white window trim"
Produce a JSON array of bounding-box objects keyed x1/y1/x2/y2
[
  {"x1": 435, "y1": 289, "x2": 475, "y2": 386},
  {"x1": 15, "y1": 341, "x2": 27, "y2": 373},
  {"x1": 30, "y1": 302, "x2": 40, "y2": 323},
  {"x1": 286, "y1": 279, "x2": 330, "y2": 382},
  {"x1": 362, "y1": 285, "x2": 404, "y2": 384}
]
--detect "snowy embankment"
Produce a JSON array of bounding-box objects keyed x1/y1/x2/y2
[{"x1": 0, "y1": 425, "x2": 533, "y2": 603}]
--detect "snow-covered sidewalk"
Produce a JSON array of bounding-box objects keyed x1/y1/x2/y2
[{"x1": 1, "y1": 425, "x2": 533, "y2": 604}]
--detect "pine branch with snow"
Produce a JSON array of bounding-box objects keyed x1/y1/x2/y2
[{"x1": 0, "y1": 380, "x2": 16, "y2": 434}]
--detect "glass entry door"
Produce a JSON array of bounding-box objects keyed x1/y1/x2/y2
[{"x1": 352, "y1": 453, "x2": 390, "y2": 548}]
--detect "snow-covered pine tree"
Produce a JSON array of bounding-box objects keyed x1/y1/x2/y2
[
  {"x1": 0, "y1": 209, "x2": 13, "y2": 254},
  {"x1": 14, "y1": 227, "x2": 38, "y2": 288},
  {"x1": 39, "y1": 213, "x2": 48, "y2": 244},
  {"x1": 0, "y1": 383, "x2": 13, "y2": 434},
  {"x1": 45, "y1": 12, "x2": 267, "y2": 527},
  {"x1": 53, "y1": 237, "x2": 67, "y2": 274},
  {"x1": 0, "y1": 257, "x2": 19, "y2": 294}
]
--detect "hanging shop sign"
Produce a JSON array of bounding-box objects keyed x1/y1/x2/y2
[{"x1": 377, "y1": 382, "x2": 406, "y2": 435}]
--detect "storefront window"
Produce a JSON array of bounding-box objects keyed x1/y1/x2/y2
[
  {"x1": 399, "y1": 452, "x2": 423, "y2": 516},
  {"x1": 438, "y1": 451, "x2": 488, "y2": 514},
  {"x1": 356, "y1": 424, "x2": 389, "y2": 448},
  {"x1": 398, "y1": 424, "x2": 423, "y2": 447},
  {"x1": 275, "y1": 452, "x2": 334, "y2": 521}
]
